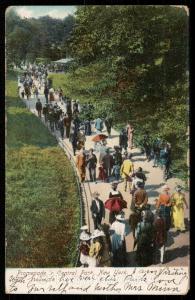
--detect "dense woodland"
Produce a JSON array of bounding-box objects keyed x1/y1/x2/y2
[{"x1": 6, "y1": 5, "x2": 189, "y2": 181}]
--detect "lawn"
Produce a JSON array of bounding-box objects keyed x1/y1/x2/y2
[{"x1": 6, "y1": 71, "x2": 80, "y2": 267}]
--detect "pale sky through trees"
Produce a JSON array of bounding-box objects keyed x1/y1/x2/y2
[{"x1": 9, "y1": 6, "x2": 77, "y2": 19}]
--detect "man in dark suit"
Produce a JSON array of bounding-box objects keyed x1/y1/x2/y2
[{"x1": 90, "y1": 192, "x2": 105, "y2": 229}]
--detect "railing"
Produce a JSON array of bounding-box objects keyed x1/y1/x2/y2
[{"x1": 21, "y1": 97, "x2": 90, "y2": 267}]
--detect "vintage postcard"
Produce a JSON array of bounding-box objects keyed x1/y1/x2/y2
[{"x1": 5, "y1": 5, "x2": 190, "y2": 295}]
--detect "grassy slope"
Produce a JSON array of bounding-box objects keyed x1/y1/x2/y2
[{"x1": 6, "y1": 71, "x2": 80, "y2": 267}]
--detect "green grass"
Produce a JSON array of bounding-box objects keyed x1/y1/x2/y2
[{"x1": 6, "y1": 72, "x2": 80, "y2": 267}]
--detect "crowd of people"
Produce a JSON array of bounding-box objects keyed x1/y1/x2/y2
[{"x1": 18, "y1": 63, "x2": 188, "y2": 268}]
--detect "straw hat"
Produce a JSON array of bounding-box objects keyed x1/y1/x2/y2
[
  {"x1": 80, "y1": 225, "x2": 88, "y2": 231},
  {"x1": 91, "y1": 229, "x2": 105, "y2": 239},
  {"x1": 162, "y1": 184, "x2": 170, "y2": 191},
  {"x1": 116, "y1": 213, "x2": 125, "y2": 221},
  {"x1": 92, "y1": 191, "x2": 100, "y2": 197},
  {"x1": 79, "y1": 232, "x2": 91, "y2": 241},
  {"x1": 111, "y1": 181, "x2": 119, "y2": 186}
]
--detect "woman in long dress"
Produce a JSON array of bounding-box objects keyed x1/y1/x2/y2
[
  {"x1": 126, "y1": 122, "x2": 134, "y2": 149},
  {"x1": 135, "y1": 210, "x2": 154, "y2": 266},
  {"x1": 79, "y1": 232, "x2": 91, "y2": 267},
  {"x1": 171, "y1": 185, "x2": 188, "y2": 231},
  {"x1": 88, "y1": 230, "x2": 104, "y2": 267},
  {"x1": 109, "y1": 212, "x2": 127, "y2": 267},
  {"x1": 108, "y1": 181, "x2": 125, "y2": 224},
  {"x1": 76, "y1": 148, "x2": 86, "y2": 182},
  {"x1": 156, "y1": 184, "x2": 172, "y2": 231}
]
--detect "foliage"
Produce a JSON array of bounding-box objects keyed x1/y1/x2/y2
[
  {"x1": 6, "y1": 73, "x2": 80, "y2": 267},
  {"x1": 5, "y1": 8, "x2": 75, "y2": 64},
  {"x1": 51, "y1": 5, "x2": 189, "y2": 181}
]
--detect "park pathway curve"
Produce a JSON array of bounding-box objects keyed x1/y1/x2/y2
[{"x1": 21, "y1": 87, "x2": 189, "y2": 267}]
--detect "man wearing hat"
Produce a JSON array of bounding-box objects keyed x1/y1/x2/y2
[
  {"x1": 90, "y1": 192, "x2": 105, "y2": 229},
  {"x1": 86, "y1": 148, "x2": 97, "y2": 182},
  {"x1": 120, "y1": 153, "x2": 134, "y2": 192}
]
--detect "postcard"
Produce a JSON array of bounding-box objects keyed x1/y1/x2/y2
[{"x1": 5, "y1": 5, "x2": 190, "y2": 295}]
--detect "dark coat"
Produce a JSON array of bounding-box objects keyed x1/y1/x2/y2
[
  {"x1": 36, "y1": 101, "x2": 42, "y2": 111},
  {"x1": 91, "y1": 199, "x2": 105, "y2": 219}
]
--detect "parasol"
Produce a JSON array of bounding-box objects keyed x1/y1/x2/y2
[
  {"x1": 92, "y1": 134, "x2": 108, "y2": 142},
  {"x1": 104, "y1": 197, "x2": 127, "y2": 212}
]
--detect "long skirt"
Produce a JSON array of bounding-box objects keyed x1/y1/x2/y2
[
  {"x1": 111, "y1": 234, "x2": 126, "y2": 267},
  {"x1": 172, "y1": 205, "x2": 185, "y2": 231},
  {"x1": 136, "y1": 242, "x2": 153, "y2": 266},
  {"x1": 78, "y1": 167, "x2": 86, "y2": 182}
]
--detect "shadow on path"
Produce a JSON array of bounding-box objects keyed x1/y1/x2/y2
[
  {"x1": 165, "y1": 245, "x2": 189, "y2": 263},
  {"x1": 145, "y1": 183, "x2": 164, "y2": 190}
]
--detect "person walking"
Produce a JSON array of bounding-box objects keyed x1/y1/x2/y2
[
  {"x1": 131, "y1": 167, "x2": 147, "y2": 192},
  {"x1": 86, "y1": 148, "x2": 97, "y2": 182},
  {"x1": 105, "y1": 116, "x2": 113, "y2": 137},
  {"x1": 156, "y1": 185, "x2": 172, "y2": 232},
  {"x1": 152, "y1": 137, "x2": 161, "y2": 167},
  {"x1": 119, "y1": 128, "x2": 128, "y2": 151},
  {"x1": 88, "y1": 231, "x2": 104, "y2": 267},
  {"x1": 70, "y1": 129, "x2": 78, "y2": 156},
  {"x1": 42, "y1": 103, "x2": 49, "y2": 123},
  {"x1": 153, "y1": 210, "x2": 167, "y2": 264},
  {"x1": 171, "y1": 185, "x2": 188, "y2": 232},
  {"x1": 76, "y1": 148, "x2": 86, "y2": 182},
  {"x1": 126, "y1": 122, "x2": 134, "y2": 149},
  {"x1": 79, "y1": 232, "x2": 91, "y2": 267},
  {"x1": 135, "y1": 210, "x2": 154, "y2": 266},
  {"x1": 120, "y1": 153, "x2": 134, "y2": 192},
  {"x1": 35, "y1": 98, "x2": 42, "y2": 118},
  {"x1": 95, "y1": 117, "x2": 104, "y2": 133},
  {"x1": 109, "y1": 212, "x2": 127, "y2": 267},
  {"x1": 131, "y1": 181, "x2": 148, "y2": 212},
  {"x1": 64, "y1": 113, "x2": 71, "y2": 138},
  {"x1": 98, "y1": 162, "x2": 107, "y2": 182},
  {"x1": 159, "y1": 143, "x2": 170, "y2": 180},
  {"x1": 107, "y1": 181, "x2": 125, "y2": 224},
  {"x1": 44, "y1": 85, "x2": 49, "y2": 104},
  {"x1": 84, "y1": 119, "x2": 91, "y2": 136},
  {"x1": 34, "y1": 86, "x2": 39, "y2": 99},
  {"x1": 102, "y1": 149, "x2": 114, "y2": 182},
  {"x1": 90, "y1": 192, "x2": 105, "y2": 230},
  {"x1": 77, "y1": 129, "x2": 86, "y2": 150},
  {"x1": 48, "y1": 109, "x2": 55, "y2": 132},
  {"x1": 113, "y1": 146, "x2": 122, "y2": 167},
  {"x1": 142, "y1": 133, "x2": 152, "y2": 161},
  {"x1": 58, "y1": 115, "x2": 65, "y2": 139},
  {"x1": 112, "y1": 163, "x2": 121, "y2": 181}
]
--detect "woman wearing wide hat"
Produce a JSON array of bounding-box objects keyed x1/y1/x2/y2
[
  {"x1": 79, "y1": 231, "x2": 91, "y2": 267},
  {"x1": 171, "y1": 185, "x2": 188, "y2": 232},
  {"x1": 88, "y1": 229, "x2": 105, "y2": 267},
  {"x1": 105, "y1": 181, "x2": 127, "y2": 224}
]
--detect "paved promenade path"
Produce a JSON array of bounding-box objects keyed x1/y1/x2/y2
[{"x1": 21, "y1": 87, "x2": 189, "y2": 267}]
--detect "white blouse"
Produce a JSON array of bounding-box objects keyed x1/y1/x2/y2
[{"x1": 110, "y1": 221, "x2": 126, "y2": 241}]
